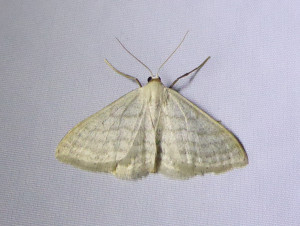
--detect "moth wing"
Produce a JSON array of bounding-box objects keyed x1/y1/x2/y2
[
  {"x1": 56, "y1": 88, "x2": 156, "y2": 179},
  {"x1": 157, "y1": 88, "x2": 248, "y2": 179}
]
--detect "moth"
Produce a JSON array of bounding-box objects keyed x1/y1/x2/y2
[{"x1": 56, "y1": 33, "x2": 248, "y2": 179}]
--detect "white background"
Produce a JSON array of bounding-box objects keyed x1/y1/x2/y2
[{"x1": 1, "y1": 1, "x2": 299, "y2": 225}]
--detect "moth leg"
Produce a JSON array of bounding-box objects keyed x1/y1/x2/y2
[
  {"x1": 169, "y1": 56, "x2": 211, "y2": 88},
  {"x1": 105, "y1": 59, "x2": 142, "y2": 87}
]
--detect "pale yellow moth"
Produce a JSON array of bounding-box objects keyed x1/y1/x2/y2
[{"x1": 56, "y1": 33, "x2": 248, "y2": 179}]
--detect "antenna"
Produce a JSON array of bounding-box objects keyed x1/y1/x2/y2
[
  {"x1": 116, "y1": 38, "x2": 154, "y2": 77},
  {"x1": 156, "y1": 31, "x2": 189, "y2": 77}
]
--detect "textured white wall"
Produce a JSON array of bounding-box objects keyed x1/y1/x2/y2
[{"x1": 1, "y1": 1, "x2": 299, "y2": 225}]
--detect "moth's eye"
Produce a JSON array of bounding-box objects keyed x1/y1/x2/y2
[
  {"x1": 158, "y1": 76, "x2": 161, "y2": 80},
  {"x1": 147, "y1": 77, "x2": 152, "y2": 82}
]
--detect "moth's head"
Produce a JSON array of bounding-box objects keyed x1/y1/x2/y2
[{"x1": 147, "y1": 76, "x2": 161, "y2": 83}]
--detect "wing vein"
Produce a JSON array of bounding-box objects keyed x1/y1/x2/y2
[
  {"x1": 101, "y1": 94, "x2": 139, "y2": 152},
  {"x1": 169, "y1": 92, "x2": 192, "y2": 166},
  {"x1": 116, "y1": 102, "x2": 146, "y2": 164}
]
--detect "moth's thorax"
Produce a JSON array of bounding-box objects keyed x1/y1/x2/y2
[
  {"x1": 143, "y1": 79, "x2": 165, "y2": 103},
  {"x1": 142, "y1": 79, "x2": 165, "y2": 129}
]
